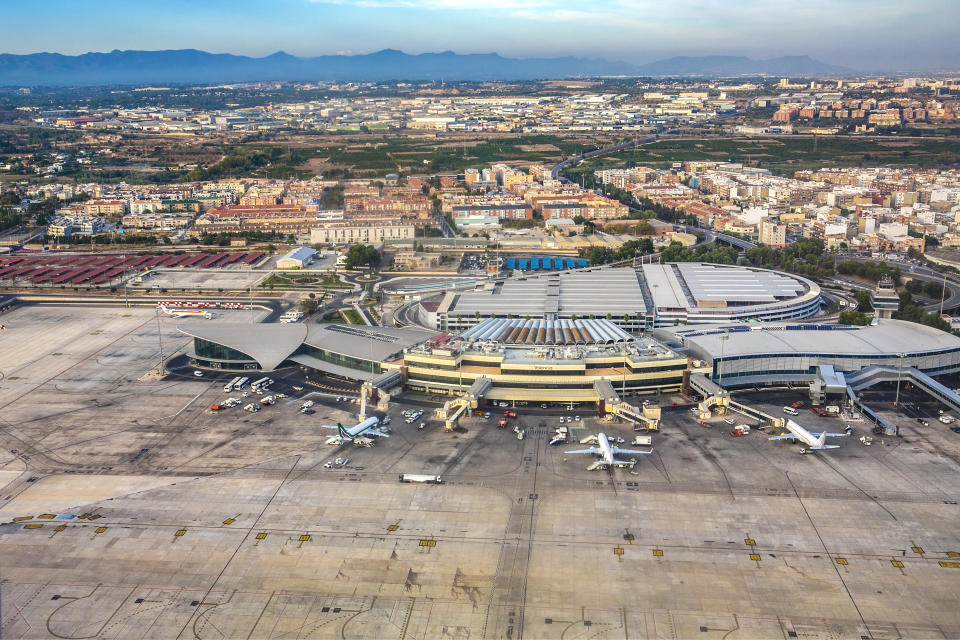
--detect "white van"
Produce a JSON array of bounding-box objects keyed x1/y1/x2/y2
[{"x1": 782, "y1": 406, "x2": 799, "y2": 416}]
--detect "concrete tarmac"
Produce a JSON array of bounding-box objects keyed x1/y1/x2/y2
[{"x1": 0, "y1": 306, "x2": 959, "y2": 639}]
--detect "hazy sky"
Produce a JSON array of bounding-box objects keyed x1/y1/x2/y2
[{"x1": 2, "y1": 0, "x2": 957, "y2": 71}]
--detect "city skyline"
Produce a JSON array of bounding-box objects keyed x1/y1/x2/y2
[{"x1": 1, "y1": 0, "x2": 958, "y2": 72}]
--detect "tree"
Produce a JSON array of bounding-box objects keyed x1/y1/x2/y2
[
  {"x1": 838, "y1": 310, "x2": 871, "y2": 326},
  {"x1": 344, "y1": 244, "x2": 380, "y2": 270},
  {"x1": 855, "y1": 290, "x2": 873, "y2": 312}
]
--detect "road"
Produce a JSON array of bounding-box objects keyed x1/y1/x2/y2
[{"x1": 838, "y1": 256, "x2": 960, "y2": 313}]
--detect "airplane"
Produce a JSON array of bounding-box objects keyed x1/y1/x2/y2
[
  {"x1": 321, "y1": 417, "x2": 389, "y2": 445},
  {"x1": 769, "y1": 419, "x2": 851, "y2": 454},
  {"x1": 565, "y1": 432, "x2": 651, "y2": 470},
  {"x1": 158, "y1": 305, "x2": 212, "y2": 319}
]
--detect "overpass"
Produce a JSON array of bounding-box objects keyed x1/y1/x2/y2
[{"x1": 845, "y1": 365, "x2": 960, "y2": 415}]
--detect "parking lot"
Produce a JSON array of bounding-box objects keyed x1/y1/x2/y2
[{"x1": 1, "y1": 307, "x2": 959, "y2": 639}]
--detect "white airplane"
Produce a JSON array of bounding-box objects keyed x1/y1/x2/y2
[
  {"x1": 158, "y1": 305, "x2": 212, "y2": 319},
  {"x1": 321, "y1": 417, "x2": 389, "y2": 445},
  {"x1": 565, "y1": 432, "x2": 651, "y2": 470},
  {"x1": 769, "y1": 419, "x2": 851, "y2": 454}
]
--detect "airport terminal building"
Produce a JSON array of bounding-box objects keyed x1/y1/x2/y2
[
  {"x1": 430, "y1": 263, "x2": 821, "y2": 333},
  {"x1": 654, "y1": 320, "x2": 960, "y2": 388},
  {"x1": 180, "y1": 317, "x2": 688, "y2": 403}
]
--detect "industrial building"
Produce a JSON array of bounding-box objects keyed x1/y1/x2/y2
[
  {"x1": 275, "y1": 247, "x2": 317, "y2": 269},
  {"x1": 430, "y1": 263, "x2": 821, "y2": 333}
]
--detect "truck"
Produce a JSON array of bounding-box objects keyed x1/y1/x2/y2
[
  {"x1": 399, "y1": 474, "x2": 443, "y2": 484},
  {"x1": 939, "y1": 414, "x2": 956, "y2": 424},
  {"x1": 497, "y1": 418, "x2": 508, "y2": 429},
  {"x1": 260, "y1": 395, "x2": 276, "y2": 406},
  {"x1": 631, "y1": 435, "x2": 653, "y2": 446},
  {"x1": 729, "y1": 424, "x2": 751, "y2": 437},
  {"x1": 825, "y1": 406, "x2": 840, "y2": 416}
]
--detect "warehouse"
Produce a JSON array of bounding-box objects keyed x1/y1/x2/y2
[{"x1": 275, "y1": 247, "x2": 318, "y2": 269}]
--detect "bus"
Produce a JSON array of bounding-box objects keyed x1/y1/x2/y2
[
  {"x1": 234, "y1": 376, "x2": 249, "y2": 389},
  {"x1": 251, "y1": 377, "x2": 273, "y2": 391},
  {"x1": 223, "y1": 376, "x2": 241, "y2": 393}
]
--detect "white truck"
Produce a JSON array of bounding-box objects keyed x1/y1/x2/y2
[
  {"x1": 631, "y1": 435, "x2": 653, "y2": 446},
  {"x1": 939, "y1": 414, "x2": 956, "y2": 424},
  {"x1": 260, "y1": 395, "x2": 276, "y2": 406}
]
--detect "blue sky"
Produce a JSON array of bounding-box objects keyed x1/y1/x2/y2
[{"x1": 2, "y1": 0, "x2": 957, "y2": 71}]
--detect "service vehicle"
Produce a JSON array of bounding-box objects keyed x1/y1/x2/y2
[
  {"x1": 497, "y1": 418, "x2": 508, "y2": 428},
  {"x1": 193, "y1": 370, "x2": 204, "y2": 377},
  {"x1": 783, "y1": 406, "x2": 799, "y2": 416},
  {"x1": 504, "y1": 410, "x2": 517, "y2": 418},
  {"x1": 223, "y1": 376, "x2": 241, "y2": 392},
  {"x1": 631, "y1": 435, "x2": 653, "y2": 446}
]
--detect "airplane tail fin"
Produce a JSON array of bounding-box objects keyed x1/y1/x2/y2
[
  {"x1": 816, "y1": 431, "x2": 827, "y2": 448},
  {"x1": 337, "y1": 423, "x2": 351, "y2": 440}
]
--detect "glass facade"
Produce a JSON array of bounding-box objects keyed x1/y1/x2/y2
[
  {"x1": 295, "y1": 344, "x2": 382, "y2": 374},
  {"x1": 194, "y1": 338, "x2": 257, "y2": 363}
]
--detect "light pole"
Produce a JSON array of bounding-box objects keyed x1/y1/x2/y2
[
  {"x1": 155, "y1": 306, "x2": 165, "y2": 375},
  {"x1": 939, "y1": 272, "x2": 947, "y2": 317},
  {"x1": 894, "y1": 352, "x2": 906, "y2": 407},
  {"x1": 717, "y1": 334, "x2": 729, "y2": 388}
]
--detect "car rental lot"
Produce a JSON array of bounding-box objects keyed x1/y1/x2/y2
[{"x1": 0, "y1": 305, "x2": 959, "y2": 639}]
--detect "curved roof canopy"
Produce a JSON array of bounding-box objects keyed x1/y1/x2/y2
[{"x1": 179, "y1": 322, "x2": 308, "y2": 371}]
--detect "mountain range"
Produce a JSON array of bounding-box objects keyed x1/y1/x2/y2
[{"x1": 0, "y1": 49, "x2": 850, "y2": 86}]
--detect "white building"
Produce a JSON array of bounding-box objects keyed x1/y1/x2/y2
[{"x1": 276, "y1": 247, "x2": 318, "y2": 269}]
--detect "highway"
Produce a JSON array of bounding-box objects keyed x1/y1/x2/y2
[{"x1": 837, "y1": 255, "x2": 960, "y2": 313}]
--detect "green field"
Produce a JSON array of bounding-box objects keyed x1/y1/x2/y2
[{"x1": 564, "y1": 136, "x2": 960, "y2": 178}]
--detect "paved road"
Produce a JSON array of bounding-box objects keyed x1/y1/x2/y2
[{"x1": 838, "y1": 256, "x2": 960, "y2": 312}]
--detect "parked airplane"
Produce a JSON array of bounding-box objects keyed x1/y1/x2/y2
[
  {"x1": 322, "y1": 417, "x2": 389, "y2": 445},
  {"x1": 565, "y1": 432, "x2": 651, "y2": 470},
  {"x1": 768, "y1": 419, "x2": 851, "y2": 453},
  {"x1": 159, "y1": 305, "x2": 212, "y2": 319}
]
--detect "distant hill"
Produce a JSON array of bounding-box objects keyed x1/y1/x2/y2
[
  {"x1": 635, "y1": 55, "x2": 850, "y2": 77},
  {"x1": 0, "y1": 49, "x2": 852, "y2": 86},
  {"x1": 0, "y1": 49, "x2": 638, "y2": 86}
]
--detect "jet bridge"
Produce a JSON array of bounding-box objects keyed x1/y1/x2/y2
[
  {"x1": 434, "y1": 376, "x2": 492, "y2": 431},
  {"x1": 689, "y1": 373, "x2": 786, "y2": 428},
  {"x1": 594, "y1": 379, "x2": 660, "y2": 430}
]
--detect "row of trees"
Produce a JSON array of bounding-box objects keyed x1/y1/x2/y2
[
  {"x1": 744, "y1": 238, "x2": 836, "y2": 280},
  {"x1": 581, "y1": 238, "x2": 656, "y2": 265},
  {"x1": 895, "y1": 291, "x2": 951, "y2": 332},
  {"x1": 836, "y1": 260, "x2": 902, "y2": 285}
]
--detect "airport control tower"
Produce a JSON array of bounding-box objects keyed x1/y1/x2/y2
[{"x1": 872, "y1": 275, "x2": 900, "y2": 319}]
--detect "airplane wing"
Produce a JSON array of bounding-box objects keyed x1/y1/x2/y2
[
  {"x1": 810, "y1": 431, "x2": 851, "y2": 439},
  {"x1": 586, "y1": 460, "x2": 608, "y2": 470},
  {"x1": 611, "y1": 458, "x2": 638, "y2": 467},
  {"x1": 565, "y1": 447, "x2": 599, "y2": 455},
  {"x1": 810, "y1": 444, "x2": 840, "y2": 450},
  {"x1": 612, "y1": 447, "x2": 653, "y2": 456},
  {"x1": 319, "y1": 425, "x2": 338, "y2": 430},
  {"x1": 768, "y1": 434, "x2": 798, "y2": 441},
  {"x1": 363, "y1": 428, "x2": 390, "y2": 438}
]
